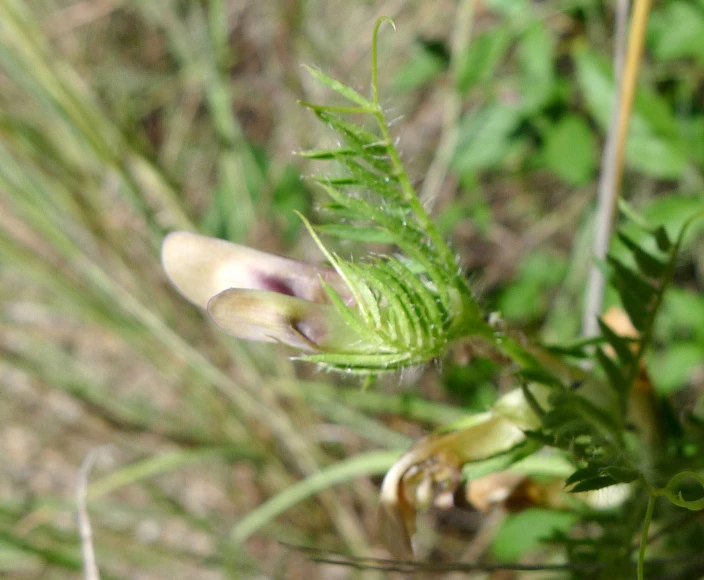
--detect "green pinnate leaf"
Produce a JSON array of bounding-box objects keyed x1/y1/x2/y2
[
  {"x1": 596, "y1": 347, "x2": 628, "y2": 395},
  {"x1": 310, "y1": 111, "x2": 394, "y2": 175},
  {"x1": 608, "y1": 257, "x2": 657, "y2": 304},
  {"x1": 617, "y1": 233, "x2": 668, "y2": 278},
  {"x1": 371, "y1": 263, "x2": 425, "y2": 348},
  {"x1": 597, "y1": 318, "x2": 635, "y2": 367},
  {"x1": 607, "y1": 257, "x2": 656, "y2": 330},
  {"x1": 603, "y1": 466, "x2": 639, "y2": 484},
  {"x1": 570, "y1": 475, "x2": 620, "y2": 493},
  {"x1": 653, "y1": 225, "x2": 673, "y2": 252},
  {"x1": 565, "y1": 466, "x2": 600, "y2": 487},
  {"x1": 319, "y1": 279, "x2": 381, "y2": 345}
]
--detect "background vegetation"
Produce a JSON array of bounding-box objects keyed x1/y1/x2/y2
[{"x1": 1, "y1": 0, "x2": 703, "y2": 578}]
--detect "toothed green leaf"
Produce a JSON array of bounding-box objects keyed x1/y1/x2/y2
[
  {"x1": 335, "y1": 157, "x2": 403, "y2": 200},
  {"x1": 608, "y1": 256, "x2": 657, "y2": 304},
  {"x1": 597, "y1": 318, "x2": 635, "y2": 367},
  {"x1": 295, "y1": 45, "x2": 489, "y2": 375},
  {"x1": 565, "y1": 466, "x2": 601, "y2": 486},
  {"x1": 312, "y1": 111, "x2": 394, "y2": 175},
  {"x1": 608, "y1": 257, "x2": 656, "y2": 330},
  {"x1": 596, "y1": 347, "x2": 627, "y2": 394},
  {"x1": 603, "y1": 466, "x2": 639, "y2": 484},
  {"x1": 569, "y1": 475, "x2": 620, "y2": 493},
  {"x1": 617, "y1": 232, "x2": 668, "y2": 278},
  {"x1": 653, "y1": 225, "x2": 673, "y2": 252}
]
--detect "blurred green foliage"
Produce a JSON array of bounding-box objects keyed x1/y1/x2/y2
[
  {"x1": 389, "y1": 0, "x2": 704, "y2": 401},
  {"x1": 491, "y1": 508, "x2": 578, "y2": 562},
  {"x1": 1, "y1": 0, "x2": 703, "y2": 578}
]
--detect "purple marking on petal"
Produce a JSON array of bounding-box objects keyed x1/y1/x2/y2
[
  {"x1": 257, "y1": 274, "x2": 296, "y2": 297},
  {"x1": 291, "y1": 319, "x2": 321, "y2": 350}
]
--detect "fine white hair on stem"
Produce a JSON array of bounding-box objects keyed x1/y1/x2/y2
[
  {"x1": 581, "y1": 0, "x2": 631, "y2": 338},
  {"x1": 77, "y1": 449, "x2": 102, "y2": 580}
]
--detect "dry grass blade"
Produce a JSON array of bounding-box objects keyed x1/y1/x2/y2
[
  {"x1": 76, "y1": 450, "x2": 101, "y2": 580},
  {"x1": 582, "y1": 0, "x2": 654, "y2": 337}
]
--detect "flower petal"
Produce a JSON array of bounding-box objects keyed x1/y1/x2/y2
[
  {"x1": 377, "y1": 386, "x2": 547, "y2": 557},
  {"x1": 207, "y1": 288, "x2": 358, "y2": 352},
  {"x1": 161, "y1": 231, "x2": 350, "y2": 308}
]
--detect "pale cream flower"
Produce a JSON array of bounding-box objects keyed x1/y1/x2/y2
[{"x1": 161, "y1": 231, "x2": 356, "y2": 351}]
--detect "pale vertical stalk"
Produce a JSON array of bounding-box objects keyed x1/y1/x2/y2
[
  {"x1": 582, "y1": 0, "x2": 655, "y2": 337},
  {"x1": 77, "y1": 451, "x2": 101, "y2": 580}
]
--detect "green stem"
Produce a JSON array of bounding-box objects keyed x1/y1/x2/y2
[
  {"x1": 638, "y1": 494, "x2": 655, "y2": 580},
  {"x1": 369, "y1": 17, "x2": 459, "y2": 274},
  {"x1": 371, "y1": 17, "x2": 394, "y2": 109}
]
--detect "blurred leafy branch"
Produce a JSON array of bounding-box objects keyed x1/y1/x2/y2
[
  {"x1": 2, "y1": 1, "x2": 704, "y2": 579},
  {"x1": 253, "y1": 14, "x2": 704, "y2": 578}
]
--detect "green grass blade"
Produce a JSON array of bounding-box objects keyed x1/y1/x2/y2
[{"x1": 230, "y1": 450, "x2": 400, "y2": 545}]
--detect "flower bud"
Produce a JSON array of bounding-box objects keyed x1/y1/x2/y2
[
  {"x1": 161, "y1": 231, "x2": 352, "y2": 308},
  {"x1": 207, "y1": 288, "x2": 359, "y2": 352},
  {"x1": 161, "y1": 231, "x2": 357, "y2": 351}
]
